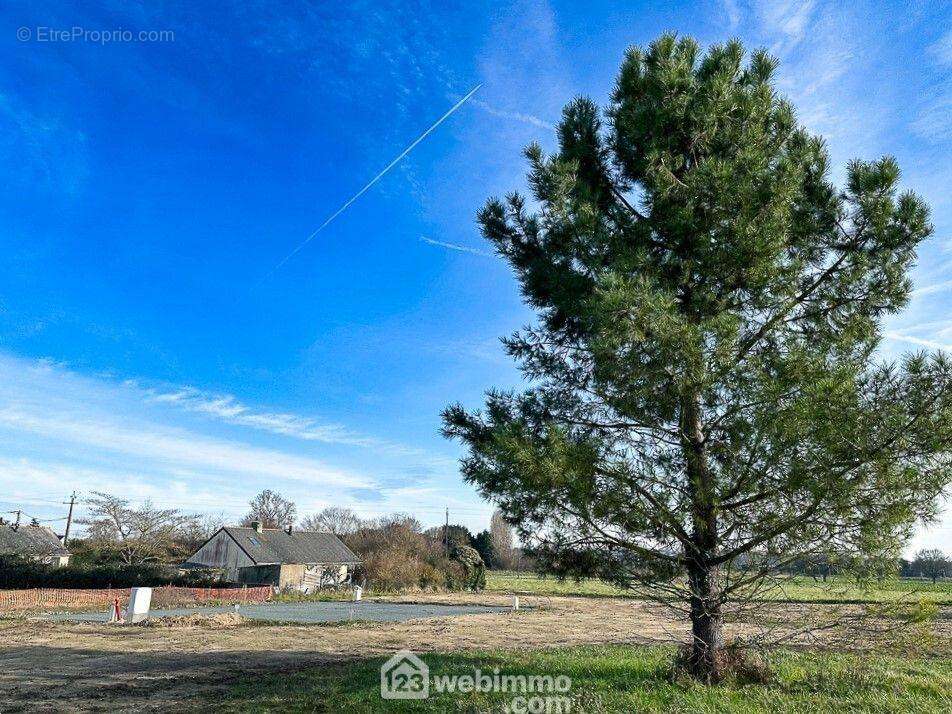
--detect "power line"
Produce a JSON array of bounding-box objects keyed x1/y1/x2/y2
[
  {"x1": 0, "y1": 497, "x2": 78, "y2": 507},
  {"x1": 5, "y1": 509, "x2": 67, "y2": 524}
]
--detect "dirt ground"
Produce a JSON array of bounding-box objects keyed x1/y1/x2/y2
[{"x1": 1, "y1": 593, "x2": 948, "y2": 712}]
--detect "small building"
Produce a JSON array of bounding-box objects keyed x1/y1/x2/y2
[
  {"x1": 0, "y1": 524, "x2": 71, "y2": 567},
  {"x1": 183, "y1": 521, "x2": 360, "y2": 591}
]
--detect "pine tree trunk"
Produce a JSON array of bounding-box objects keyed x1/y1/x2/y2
[
  {"x1": 681, "y1": 390, "x2": 725, "y2": 682},
  {"x1": 687, "y1": 561, "x2": 725, "y2": 682}
]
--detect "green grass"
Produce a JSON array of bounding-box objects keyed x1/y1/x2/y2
[
  {"x1": 758, "y1": 577, "x2": 952, "y2": 604},
  {"x1": 271, "y1": 590, "x2": 355, "y2": 603},
  {"x1": 485, "y1": 571, "x2": 952, "y2": 604},
  {"x1": 217, "y1": 644, "x2": 952, "y2": 712},
  {"x1": 486, "y1": 571, "x2": 631, "y2": 598}
]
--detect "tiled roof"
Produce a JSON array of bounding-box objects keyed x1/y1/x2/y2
[
  {"x1": 223, "y1": 527, "x2": 359, "y2": 565},
  {"x1": 0, "y1": 525, "x2": 69, "y2": 557}
]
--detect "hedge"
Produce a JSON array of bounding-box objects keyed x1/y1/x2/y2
[{"x1": 0, "y1": 555, "x2": 225, "y2": 589}]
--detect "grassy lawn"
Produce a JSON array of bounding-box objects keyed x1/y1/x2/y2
[
  {"x1": 486, "y1": 571, "x2": 631, "y2": 598},
  {"x1": 219, "y1": 644, "x2": 952, "y2": 712},
  {"x1": 485, "y1": 571, "x2": 952, "y2": 604}
]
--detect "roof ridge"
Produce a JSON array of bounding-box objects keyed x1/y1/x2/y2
[
  {"x1": 218, "y1": 527, "x2": 359, "y2": 565},
  {"x1": 225, "y1": 525, "x2": 336, "y2": 534}
]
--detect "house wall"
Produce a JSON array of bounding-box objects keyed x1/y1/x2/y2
[
  {"x1": 237, "y1": 563, "x2": 305, "y2": 589},
  {"x1": 320, "y1": 563, "x2": 352, "y2": 586},
  {"x1": 238, "y1": 563, "x2": 280, "y2": 586},
  {"x1": 184, "y1": 531, "x2": 255, "y2": 581},
  {"x1": 278, "y1": 564, "x2": 305, "y2": 589},
  {"x1": 237, "y1": 563, "x2": 353, "y2": 591},
  {"x1": 305, "y1": 563, "x2": 353, "y2": 589}
]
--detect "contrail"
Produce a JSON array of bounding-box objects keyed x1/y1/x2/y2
[
  {"x1": 420, "y1": 236, "x2": 492, "y2": 258},
  {"x1": 264, "y1": 84, "x2": 483, "y2": 278}
]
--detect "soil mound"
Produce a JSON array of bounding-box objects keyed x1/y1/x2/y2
[{"x1": 138, "y1": 612, "x2": 246, "y2": 628}]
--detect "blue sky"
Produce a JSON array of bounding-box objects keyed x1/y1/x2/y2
[{"x1": 0, "y1": 1, "x2": 950, "y2": 549}]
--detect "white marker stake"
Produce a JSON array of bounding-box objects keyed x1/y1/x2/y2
[
  {"x1": 126, "y1": 587, "x2": 152, "y2": 623},
  {"x1": 512, "y1": 595, "x2": 519, "y2": 611}
]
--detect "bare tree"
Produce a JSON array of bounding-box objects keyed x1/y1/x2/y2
[
  {"x1": 241, "y1": 489, "x2": 296, "y2": 529},
  {"x1": 178, "y1": 512, "x2": 226, "y2": 552},
  {"x1": 913, "y1": 549, "x2": 950, "y2": 584},
  {"x1": 79, "y1": 491, "x2": 199, "y2": 565},
  {"x1": 490, "y1": 510, "x2": 514, "y2": 570},
  {"x1": 300, "y1": 506, "x2": 361, "y2": 535},
  {"x1": 372, "y1": 512, "x2": 423, "y2": 533}
]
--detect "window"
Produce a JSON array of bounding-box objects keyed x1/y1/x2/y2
[{"x1": 249, "y1": 536, "x2": 261, "y2": 547}]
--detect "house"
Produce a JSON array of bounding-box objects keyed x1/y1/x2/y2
[
  {"x1": 183, "y1": 521, "x2": 360, "y2": 591},
  {"x1": 0, "y1": 524, "x2": 71, "y2": 567}
]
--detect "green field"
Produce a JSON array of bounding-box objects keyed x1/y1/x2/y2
[
  {"x1": 219, "y1": 644, "x2": 952, "y2": 712},
  {"x1": 485, "y1": 571, "x2": 952, "y2": 604}
]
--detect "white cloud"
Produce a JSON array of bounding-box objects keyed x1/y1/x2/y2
[
  {"x1": 0, "y1": 406, "x2": 370, "y2": 490},
  {"x1": 884, "y1": 332, "x2": 952, "y2": 352},
  {"x1": 0, "y1": 457, "x2": 250, "y2": 515},
  {"x1": 475, "y1": 0, "x2": 570, "y2": 139},
  {"x1": 911, "y1": 277, "x2": 952, "y2": 297},
  {"x1": 910, "y1": 22, "x2": 952, "y2": 143},
  {"x1": 911, "y1": 86, "x2": 952, "y2": 143},
  {"x1": 141, "y1": 383, "x2": 455, "y2": 466},
  {"x1": 0, "y1": 353, "x2": 379, "y2": 499},
  {"x1": 145, "y1": 386, "x2": 373, "y2": 446},
  {"x1": 888, "y1": 318, "x2": 952, "y2": 337},
  {"x1": 0, "y1": 351, "x2": 483, "y2": 534},
  {"x1": 928, "y1": 28, "x2": 952, "y2": 66},
  {"x1": 721, "y1": 0, "x2": 741, "y2": 31},
  {"x1": 471, "y1": 99, "x2": 556, "y2": 131},
  {"x1": 754, "y1": 0, "x2": 818, "y2": 54},
  {"x1": 737, "y1": 2, "x2": 894, "y2": 194}
]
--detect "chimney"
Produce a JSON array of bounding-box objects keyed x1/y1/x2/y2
[{"x1": 251, "y1": 520, "x2": 263, "y2": 533}]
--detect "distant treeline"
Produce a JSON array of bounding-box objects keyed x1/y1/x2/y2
[
  {"x1": 774, "y1": 549, "x2": 950, "y2": 583},
  {"x1": 0, "y1": 555, "x2": 225, "y2": 590}
]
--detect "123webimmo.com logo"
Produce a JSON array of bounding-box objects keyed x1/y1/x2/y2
[
  {"x1": 380, "y1": 649, "x2": 574, "y2": 712},
  {"x1": 380, "y1": 649, "x2": 429, "y2": 699}
]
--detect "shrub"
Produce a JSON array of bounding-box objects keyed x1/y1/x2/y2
[
  {"x1": 357, "y1": 548, "x2": 425, "y2": 591},
  {"x1": 343, "y1": 518, "x2": 468, "y2": 593}
]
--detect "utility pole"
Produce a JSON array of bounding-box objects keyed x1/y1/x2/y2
[
  {"x1": 63, "y1": 492, "x2": 77, "y2": 545},
  {"x1": 12, "y1": 509, "x2": 21, "y2": 530},
  {"x1": 444, "y1": 507, "x2": 450, "y2": 557}
]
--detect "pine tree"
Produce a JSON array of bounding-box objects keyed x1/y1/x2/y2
[
  {"x1": 472, "y1": 529, "x2": 497, "y2": 568},
  {"x1": 443, "y1": 35, "x2": 952, "y2": 681}
]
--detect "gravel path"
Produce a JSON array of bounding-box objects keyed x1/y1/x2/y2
[{"x1": 41, "y1": 600, "x2": 512, "y2": 624}]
